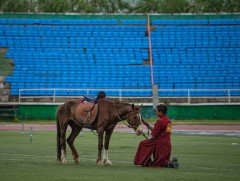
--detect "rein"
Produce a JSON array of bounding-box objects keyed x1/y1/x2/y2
[
  {"x1": 122, "y1": 121, "x2": 148, "y2": 139},
  {"x1": 114, "y1": 103, "x2": 125, "y2": 121}
]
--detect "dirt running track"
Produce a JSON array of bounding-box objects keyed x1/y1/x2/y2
[{"x1": 0, "y1": 124, "x2": 240, "y2": 136}]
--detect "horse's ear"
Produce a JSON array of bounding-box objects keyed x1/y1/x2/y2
[{"x1": 139, "y1": 104, "x2": 143, "y2": 109}]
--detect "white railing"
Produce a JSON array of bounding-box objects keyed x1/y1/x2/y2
[{"x1": 18, "y1": 88, "x2": 240, "y2": 104}]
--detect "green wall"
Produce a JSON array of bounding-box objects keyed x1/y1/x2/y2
[
  {"x1": 17, "y1": 105, "x2": 58, "y2": 120},
  {"x1": 150, "y1": 14, "x2": 240, "y2": 20},
  {"x1": 0, "y1": 13, "x2": 147, "y2": 21},
  {"x1": 142, "y1": 105, "x2": 240, "y2": 120},
  {"x1": 167, "y1": 105, "x2": 240, "y2": 120},
  {"x1": 1, "y1": 13, "x2": 239, "y2": 21},
  {"x1": 16, "y1": 104, "x2": 240, "y2": 120}
]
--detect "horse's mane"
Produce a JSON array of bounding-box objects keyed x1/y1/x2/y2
[
  {"x1": 59, "y1": 100, "x2": 78, "y2": 114},
  {"x1": 114, "y1": 100, "x2": 131, "y2": 106},
  {"x1": 58, "y1": 99, "x2": 131, "y2": 115}
]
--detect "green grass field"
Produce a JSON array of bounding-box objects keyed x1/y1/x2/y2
[{"x1": 0, "y1": 130, "x2": 239, "y2": 181}]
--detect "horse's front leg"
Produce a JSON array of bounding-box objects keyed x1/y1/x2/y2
[
  {"x1": 103, "y1": 127, "x2": 115, "y2": 166},
  {"x1": 96, "y1": 129, "x2": 104, "y2": 166}
]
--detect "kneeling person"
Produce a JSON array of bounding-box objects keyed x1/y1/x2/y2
[{"x1": 134, "y1": 104, "x2": 179, "y2": 168}]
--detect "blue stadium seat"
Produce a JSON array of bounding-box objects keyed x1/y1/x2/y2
[{"x1": 2, "y1": 16, "x2": 239, "y2": 98}]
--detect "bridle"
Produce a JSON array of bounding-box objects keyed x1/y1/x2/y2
[
  {"x1": 126, "y1": 109, "x2": 143, "y2": 128},
  {"x1": 114, "y1": 103, "x2": 142, "y2": 126},
  {"x1": 114, "y1": 103, "x2": 148, "y2": 139}
]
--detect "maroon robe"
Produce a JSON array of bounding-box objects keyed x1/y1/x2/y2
[{"x1": 134, "y1": 114, "x2": 172, "y2": 167}]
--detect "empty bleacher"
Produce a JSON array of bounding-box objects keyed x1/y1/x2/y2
[
  {"x1": 0, "y1": 15, "x2": 239, "y2": 99},
  {"x1": 151, "y1": 17, "x2": 240, "y2": 97},
  {"x1": 1, "y1": 18, "x2": 150, "y2": 97}
]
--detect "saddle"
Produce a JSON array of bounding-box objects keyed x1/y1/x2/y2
[
  {"x1": 83, "y1": 95, "x2": 99, "y2": 103},
  {"x1": 74, "y1": 100, "x2": 98, "y2": 126}
]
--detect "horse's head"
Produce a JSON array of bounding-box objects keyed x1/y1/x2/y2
[{"x1": 127, "y1": 104, "x2": 143, "y2": 136}]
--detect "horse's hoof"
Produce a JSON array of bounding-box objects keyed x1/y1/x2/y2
[
  {"x1": 74, "y1": 159, "x2": 80, "y2": 164},
  {"x1": 61, "y1": 158, "x2": 68, "y2": 164},
  {"x1": 103, "y1": 159, "x2": 112, "y2": 166},
  {"x1": 96, "y1": 160, "x2": 103, "y2": 166}
]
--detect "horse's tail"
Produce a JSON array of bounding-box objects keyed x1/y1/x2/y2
[{"x1": 56, "y1": 109, "x2": 61, "y2": 161}]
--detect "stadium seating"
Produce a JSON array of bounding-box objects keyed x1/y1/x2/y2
[
  {"x1": 1, "y1": 17, "x2": 240, "y2": 97},
  {"x1": 151, "y1": 19, "x2": 240, "y2": 97}
]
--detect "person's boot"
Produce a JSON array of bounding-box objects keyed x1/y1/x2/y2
[{"x1": 167, "y1": 157, "x2": 179, "y2": 169}]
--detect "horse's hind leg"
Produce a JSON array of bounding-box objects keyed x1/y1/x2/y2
[
  {"x1": 67, "y1": 121, "x2": 82, "y2": 164},
  {"x1": 57, "y1": 114, "x2": 68, "y2": 164},
  {"x1": 59, "y1": 122, "x2": 68, "y2": 164},
  {"x1": 96, "y1": 128, "x2": 104, "y2": 166}
]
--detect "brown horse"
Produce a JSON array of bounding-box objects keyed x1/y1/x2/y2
[{"x1": 56, "y1": 98, "x2": 143, "y2": 165}]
